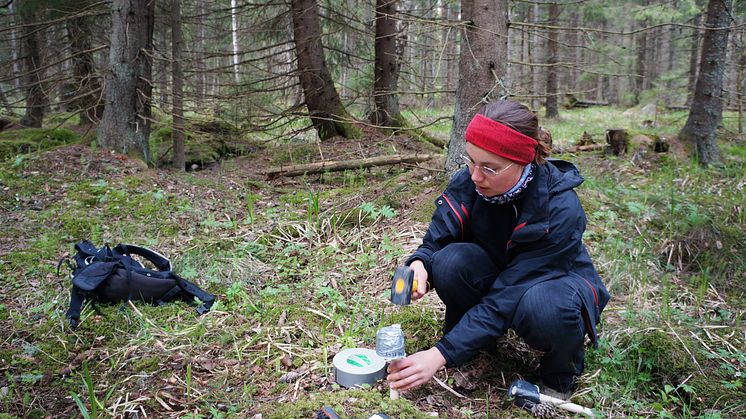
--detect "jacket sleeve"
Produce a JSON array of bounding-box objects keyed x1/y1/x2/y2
[
  {"x1": 435, "y1": 190, "x2": 586, "y2": 366},
  {"x1": 406, "y1": 171, "x2": 472, "y2": 275}
]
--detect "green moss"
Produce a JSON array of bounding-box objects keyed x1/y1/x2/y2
[
  {"x1": 150, "y1": 118, "x2": 260, "y2": 168},
  {"x1": 270, "y1": 143, "x2": 319, "y2": 166},
  {"x1": 259, "y1": 388, "x2": 430, "y2": 418},
  {"x1": 0, "y1": 128, "x2": 81, "y2": 160}
]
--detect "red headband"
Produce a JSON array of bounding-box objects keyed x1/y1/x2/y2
[{"x1": 465, "y1": 114, "x2": 538, "y2": 165}]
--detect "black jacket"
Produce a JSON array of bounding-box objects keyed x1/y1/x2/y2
[{"x1": 407, "y1": 160, "x2": 610, "y2": 366}]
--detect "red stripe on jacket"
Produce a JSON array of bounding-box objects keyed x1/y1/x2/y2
[{"x1": 441, "y1": 194, "x2": 464, "y2": 240}]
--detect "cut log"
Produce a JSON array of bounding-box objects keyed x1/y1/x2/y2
[
  {"x1": 263, "y1": 153, "x2": 440, "y2": 178},
  {"x1": 605, "y1": 129, "x2": 627, "y2": 156}
]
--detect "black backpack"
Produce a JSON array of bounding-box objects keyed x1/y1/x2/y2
[{"x1": 58, "y1": 240, "x2": 216, "y2": 328}]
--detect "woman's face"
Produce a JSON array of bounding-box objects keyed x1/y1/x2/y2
[{"x1": 464, "y1": 143, "x2": 525, "y2": 196}]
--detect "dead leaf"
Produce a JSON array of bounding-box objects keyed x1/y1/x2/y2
[
  {"x1": 453, "y1": 370, "x2": 476, "y2": 391},
  {"x1": 223, "y1": 359, "x2": 239, "y2": 367},
  {"x1": 250, "y1": 365, "x2": 263, "y2": 375},
  {"x1": 281, "y1": 355, "x2": 293, "y2": 368},
  {"x1": 196, "y1": 356, "x2": 215, "y2": 371}
]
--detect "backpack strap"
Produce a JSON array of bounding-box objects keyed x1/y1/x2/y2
[
  {"x1": 56, "y1": 256, "x2": 74, "y2": 276},
  {"x1": 172, "y1": 274, "x2": 215, "y2": 315},
  {"x1": 66, "y1": 285, "x2": 86, "y2": 329},
  {"x1": 113, "y1": 243, "x2": 171, "y2": 271}
]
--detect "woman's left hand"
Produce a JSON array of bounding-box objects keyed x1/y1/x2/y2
[{"x1": 386, "y1": 347, "x2": 446, "y2": 392}]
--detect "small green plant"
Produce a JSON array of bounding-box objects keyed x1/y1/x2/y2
[
  {"x1": 359, "y1": 202, "x2": 398, "y2": 223},
  {"x1": 70, "y1": 362, "x2": 113, "y2": 418},
  {"x1": 244, "y1": 192, "x2": 256, "y2": 224},
  {"x1": 186, "y1": 362, "x2": 192, "y2": 398},
  {"x1": 307, "y1": 187, "x2": 321, "y2": 227}
]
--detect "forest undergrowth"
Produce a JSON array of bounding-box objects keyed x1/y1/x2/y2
[{"x1": 0, "y1": 107, "x2": 744, "y2": 418}]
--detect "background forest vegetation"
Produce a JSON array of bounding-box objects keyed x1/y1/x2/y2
[{"x1": 0, "y1": 0, "x2": 744, "y2": 417}]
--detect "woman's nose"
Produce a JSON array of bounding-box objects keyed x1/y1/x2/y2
[{"x1": 470, "y1": 168, "x2": 483, "y2": 182}]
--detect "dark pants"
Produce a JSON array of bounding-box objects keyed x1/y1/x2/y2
[{"x1": 431, "y1": 243, "x2": 586, "y2": 392}]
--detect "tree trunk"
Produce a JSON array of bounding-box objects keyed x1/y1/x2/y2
[
  {"x1": 0, "y1": 84, "x2": 12, "y2": 114},
  {"x1": 687, "y1": 13, "x2": 701, "y2": 106},
  {"x1": 606, "y1": 129, "x2": 627, "y2": 156},
  {"x1": 679, "y1": 0, "x2": 732, "y2": 166},
  {"x1": 371, "y1": 0, "x2": 404, "y2": 128},
  {"x1": 445, "y1": 1, "x2": 457, "y2": 96},
  {"x1": 97, "y1": 0, "x2": 156, "y2": 163},
  {"x1": 8, "y1": 1, "x2": 22, "y2": 91},
  {"x1": 67, "y1": 14, "x2": 103, "y2": 125},
  {"x1": 19, "y1": 8, "x2": 47, "y2": 128},
  {"x1": 545, "y1": 2, "x2": 560, "y2": 118},
  {"x1": 231, "y1": 0, "x2": 240, "y2": 84},
  {"x1": 290, "y1": 0, "x2": 359, "y2": 140},
  {"x1": 530, "y1": 2, "x2": 542, "y2": 111},
  {"x1": 633, "y1": 29, "x2": 647, "y2": 104},
  {"x1": 444, "y1": 0, "x2": 508, "y2": 173},
  {"x1": 194, "y1": 1, "x2": 206, "y2": 107},
  {"x1": 738, "y1": 32, "x2": 745, "y2": 134},
  {"x1": 171, "y1": 0, "x2": 185, "y2": 171},
  {"x1": 156, "y1": 23, "x2": 169, "y2": 110},
  {"x1": 666, "y1": 25, "x2": 676, "y2": 98}
]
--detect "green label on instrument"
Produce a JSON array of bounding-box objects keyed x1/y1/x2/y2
[{"x1": 346, "y1": 354, "x2": 371, "y2": 368}]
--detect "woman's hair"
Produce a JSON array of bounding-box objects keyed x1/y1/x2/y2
[{"x1": 477, "y1": 100, "x2": 552, "y2": 164}]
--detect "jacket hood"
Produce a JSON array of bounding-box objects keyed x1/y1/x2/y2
[{"x1": 545, "y1": 159, "x2": 584, "y2": 195}]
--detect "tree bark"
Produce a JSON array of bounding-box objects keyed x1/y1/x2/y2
[
  {"x1": 19, "y1": 6, "x2": 47, "y2": 128},
  {"x1": 8, "y1": 1, "x2": 22, "y2": 91},
  {"x1": 530, "y1": 2, "x2": 542, "y2": 111},
  {"x1": 231, "y1": 0, "x2": 240, "y2": 84},
  {"x1": 97, "y1": 0, "x2": 155, "y2": 163},
  {"x1": 371, "y1": 0, "x2": 404, "y2": 128},
  {"x1": 687, "y1": 13, "x2": 701, "y2": 106},
  {"x1": 738, "y1": 31, "x2": 745, "y2": 134},
  {"x1": 444, "y1": 0, "x2": 508, "y2": 173},
  {"x1": 194, "y1": 1, "x2": 206, "y2": 107},
  {"x1": 545, "y1": 2, "x2": 560, "y2": 118},
  {"x1": 156, "y1": 23, "x2": 169, "y2": 110},
  {"x1": 679, "y1": 0, "x2": 732, "y2": 166},
  {"x1": 171, "y1": 0, "x2": 185, "y2": 171},
  {"x1": 67, "y1": 13, "x2": 103, "y2": 125},
  {"x1": 290, "y1": 0, "x2": 359, "y2": 140},
  {"x1": 0, "y1": 84, "x2": 12, "y2": 114},
  {"x1": 633, "y1": 29, "x2": 647, "y2": 104},
  {"x1": 606, "y1": 129, "x2": 627, "y2": 156}
]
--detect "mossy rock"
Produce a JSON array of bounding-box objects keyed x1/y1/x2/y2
[
  {"x1": 0, "y1": 128, "x2": 80, "y2": 160},
  {"x1": 151, "y1": 118, "x2": 261, "y2": 168}
]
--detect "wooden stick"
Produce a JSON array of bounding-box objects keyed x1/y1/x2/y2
[
  {"x1": 263, "y1": 154, "x2": 440, "y2": 178},
  {"x1": 573, "y1": 143, "x2": 606, "y2": 152},
  {"x1": 433, "y1": 375, "x2": 467, "y2": 398}
]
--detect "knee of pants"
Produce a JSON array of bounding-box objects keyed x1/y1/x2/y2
[
  {"x1": 430, "y1": 242, "x2": 497, "y2": 295},
  {"x1": 512, "y1": 280, "x2": 585, "y2": 351}
]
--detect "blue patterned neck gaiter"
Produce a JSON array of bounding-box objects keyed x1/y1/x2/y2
[{"x1": 476, "y1": 163, "x2": 535, "y2": 205}]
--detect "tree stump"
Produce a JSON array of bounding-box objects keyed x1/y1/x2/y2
[
  {"x1": 605, "y1": 129, "x2": 627, "y2": 156},
  {"x1": 654, "y1": 137, "x2": 670, "y2": 153}
]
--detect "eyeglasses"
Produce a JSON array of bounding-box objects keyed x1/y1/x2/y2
[{"x1": 459, "y1": 154, "x2": 514, "y2": 177}]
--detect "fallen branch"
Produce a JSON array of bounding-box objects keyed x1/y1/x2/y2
[
  {"x1": 433, "y1": 375, "x2": 467, "y2": 398},
  {"x1": 263, "y1": 154, "x2": 440, "y2": 178},
  {"x1": 572, "y1": 143, "x2": 606, "y2": 152}
]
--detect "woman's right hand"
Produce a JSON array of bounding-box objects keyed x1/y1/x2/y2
[{"x1": 409, "y1": 260, "x2": 429, "y2": 301}]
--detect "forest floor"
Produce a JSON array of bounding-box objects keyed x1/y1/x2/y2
[{"x1": 0, "y1": 108, "x2": 744, "y2": 418}]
